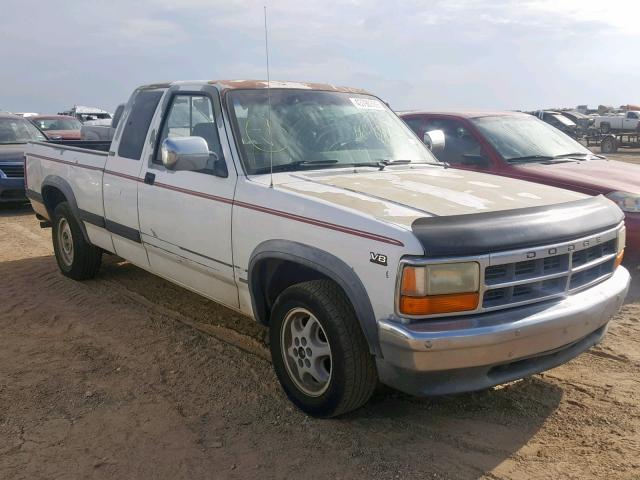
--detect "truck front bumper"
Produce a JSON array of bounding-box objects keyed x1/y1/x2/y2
[{"x1": 376, "y1": 266, "x2": 630, "y2": 396}]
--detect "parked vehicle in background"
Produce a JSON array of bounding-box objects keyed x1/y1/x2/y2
[
  {"x1": 58, "y1": 105, "x2": 113, "y2": 124},
  {"x1": 12, "y1": 112, "x2": 39, "y2": 118},
  {"x1": 400, "y1": 111, "x2": 640, "y2": 263},
  {"x1": 594, "y1": 111, "x2": 640, "y2": 134},
  {"x1": 529, "y1": 110, "x2": 578, "y2": 138},
  {"x1": 0, "y1": 112, "x2": 46, "y2": 202},
  {"x1": 560, "y1": 110, "x2": 594, "y2": 136},
  {"x1": 587, "y1": 132, "x2": 640, "y2": 155},
  {"x1": 80, "y1": 104, "x2": 124, "y2": 141},
  {"x1": 30, "y1": 115, "x2": 82, "y2": 140},
  {"x1": 23, "y1": 80, "x2": 630, "y2": 417}
]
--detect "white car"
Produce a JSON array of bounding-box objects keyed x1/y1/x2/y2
[
  {"x1": 594, "y1": 111, "x2": 640, "y2": 133},
  {"x1": 24, "y1": 80, "x2": 630, "y2": 417}
]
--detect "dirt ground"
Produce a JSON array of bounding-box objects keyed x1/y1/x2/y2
[{"x1": 1, "y1": 156, "x2": 639, "y2": 479}]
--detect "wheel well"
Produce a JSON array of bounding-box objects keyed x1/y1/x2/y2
[
  {"x1": 251, "y1": 258, "x2": 334, "y2": 325},
  {"x1": 41, "y1": 185, "x2": 67, "y2": 218}
]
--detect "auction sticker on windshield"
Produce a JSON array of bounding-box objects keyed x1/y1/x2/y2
[{"x1": 350, "y1": 97, "x2": 385, "y2": 110}]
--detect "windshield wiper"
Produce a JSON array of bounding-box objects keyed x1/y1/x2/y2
[
  {"x1": 252, "y1": 159, "x2": 339, "y2": 174},
  {"x1": 376, "y1": 159, "x2": 411, "y2": 170},
  {"x1": 552, "y1": 152, "x2": 591, "y2": 160},
  {"x1": 508, "y1": 155, "x2": 555, "y2": 163}
]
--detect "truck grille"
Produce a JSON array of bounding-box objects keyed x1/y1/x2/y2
[
  {"x1": 482, "y1": 232, "x2": 618, "y2": 311},
  {"x1": 0, "y1": 164, "x2": 25, "y2": 178}
]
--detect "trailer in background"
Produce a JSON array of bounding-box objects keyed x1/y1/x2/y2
[{"x1": 585, "y1": 132, "x2": 640, "y2": 154}]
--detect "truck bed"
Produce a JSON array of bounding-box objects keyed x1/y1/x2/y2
[
  {"x1": 24, "y1": 140, "x2": 112, "y2": 252},
  {"x1": 45, "y1": 139, "x2": 112, "y2": 152}
]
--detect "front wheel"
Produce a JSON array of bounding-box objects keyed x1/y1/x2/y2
[
  {"x1": 52, "y1": 202, "x2": 102, "y2": 280},
  {"x1": 269, "y1": 280, "x2": 377, "y2": 417}
]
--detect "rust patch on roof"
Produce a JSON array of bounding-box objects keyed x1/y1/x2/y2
[
  {"x1": 208, "y1": 79, "x2": 371, "y2": 95},
  {"x1": 139, "y1": 82, "x2": 173, "y2": 90}
]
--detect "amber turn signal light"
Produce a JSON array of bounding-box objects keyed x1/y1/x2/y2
[
  {"x1": 615, "y1": 249, "x2": 625, "y2": 269},
  {"x1": 399, "y1": 292, "x2": 479, "y2": 316}
]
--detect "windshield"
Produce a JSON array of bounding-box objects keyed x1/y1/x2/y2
[
  {"x1": 32, "y1": 118, "x2": 82, "y2": 131},
  {"x1": 0, "y1": 118, "x2": 46, "y2": 144},
  {"x1": 227, "y1": 89, "x2": 437, "y2": 174},
  {"x1": 472, "y1": 115, "x2": 590, "y2": 162}
]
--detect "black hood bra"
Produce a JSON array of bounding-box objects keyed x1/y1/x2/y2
[{"x1": 411, "y1": 195, "x2": 624, "y2": 256}]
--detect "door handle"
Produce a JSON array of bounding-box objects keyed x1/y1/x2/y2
[{"x1": 144, "y1": 172, "x2": 156, "y2": 185}]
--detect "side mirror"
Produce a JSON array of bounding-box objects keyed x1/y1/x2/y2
[
  {"x1": 111, "y1": 104, "x2": 125, "y2": 129},
  {"x1": 161, "y1": 136, "x2": 211, "y2": 171},
  {"x1": 423, "y1": 129, "x2": 445, "y2": 153}
]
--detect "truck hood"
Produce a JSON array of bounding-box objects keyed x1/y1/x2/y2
[
  {"x1": 276, "y1": 165, "x2": 587, "y2": 227},
  {"x1": 513, "y1": 159, "x2": 640, "y2": 195},
  {"x1": 0, "y1": 145, "x2": 26, "y2": 163}
]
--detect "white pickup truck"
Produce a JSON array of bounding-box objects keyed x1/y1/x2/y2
[
  {"x1": 594, "y1": 111, "x2": 640, "y2": 133},
  {"x1": 25, "y1": 80, "x2": 630, "y2": 417}
]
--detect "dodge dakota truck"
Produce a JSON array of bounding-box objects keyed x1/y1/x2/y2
[{"x1": 25, "y1": 80, "x2": 630, "y2": 417}]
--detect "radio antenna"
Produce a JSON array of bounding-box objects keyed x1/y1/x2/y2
[{"x1": 264, "y1": 5, "x2": 274, "y2": 188}]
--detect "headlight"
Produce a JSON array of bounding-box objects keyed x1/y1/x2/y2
[
  {"x1": 616, "y1": 226, "x2": 626, "y2": 268},
  {"x1": 606, "y1": 191, "x2": 640, "y2": 213},
  {"x1": 399, "y1": 262, "x2": 480, "y2": 316}
]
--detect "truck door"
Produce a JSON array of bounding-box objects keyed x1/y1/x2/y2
[
  {"x1": 103, "y1": 88, "x2": 164, "y2": 268},
  {"x1": 137, "y1": 88, "x2": 238, "y2": 308},
  {"x1": 624, "y1": 112, "x2": 638, "y2": 130}
]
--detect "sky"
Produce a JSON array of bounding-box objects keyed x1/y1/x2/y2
[{"x1": 1, "y1": 0, "x2": 639, "y2": 114}]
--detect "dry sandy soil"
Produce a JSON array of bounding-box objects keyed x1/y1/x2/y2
[{"x1": 1, "y1": 155, "x2": 639, "y2": 479}]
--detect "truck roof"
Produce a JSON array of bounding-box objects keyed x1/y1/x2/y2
[
  {"x1": 0, "y1": 112, "x2": 26, "y2": 120},
  {"x1": 398, "y1": 110, "x2": 527, "y2": 119},
  {"x1": 139, "y1": 79, "x2": 371, "y2": 95}
]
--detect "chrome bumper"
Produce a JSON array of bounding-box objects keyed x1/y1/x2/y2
[{"x1": 377, "y1": 267, "x2": 630, "y2": 395}]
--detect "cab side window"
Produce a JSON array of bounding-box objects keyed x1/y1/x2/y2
[
  {"x1": 422, "y1": 118, "x2": 483, "y2": 166},
  {"x1": 155, "y1": 94, "x2": 224, "y2": 174}
]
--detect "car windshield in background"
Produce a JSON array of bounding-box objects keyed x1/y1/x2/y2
[
  {"x1": 0, "y1": 118, "x2": 46, "y2": 144},
  {"x1": 33, "y1": 118, "x2": 82, "y2": 131},
  {"x1": 552, "y1": 114, "x2": 575, "y2": 127},
  {"x1": 472, "y1": 115, "x2": 591, "y2": 162},
  {"x1": 227, "y1": 89, "x2": 437, "y2": 174}
]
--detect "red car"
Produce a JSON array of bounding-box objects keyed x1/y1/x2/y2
[
  {"x1": 30, "y1": 115, "x2": 82, "y2": 140},
  {"x1": 400, "y1": 111, "x2": 640, "y2": 262}
]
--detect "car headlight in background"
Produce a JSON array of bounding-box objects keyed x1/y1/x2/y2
[
  {"x1": 606, "y1": 191, "x2": 640, "y2": 213},
  {"x1": 399, "y1": 262, "x2": 480, "y2": 316}
]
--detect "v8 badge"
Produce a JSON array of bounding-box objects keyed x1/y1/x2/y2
[{"x1": 370, "y1": 252, "x2": 388, "y2": 266}]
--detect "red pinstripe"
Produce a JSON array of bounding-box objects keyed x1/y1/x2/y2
[{"x1": 30, "y1": 155, "x2": 405, "y2": 247}]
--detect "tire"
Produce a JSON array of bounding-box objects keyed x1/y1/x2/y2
[
  {"x1": 600, "y1": 122, "x2": 611, "y2": 134},
  {"x1": 600, "y1": 136, "x2": 618, "y2": 154},
  {"x1": 52, "y1": 202, "x2": 102, "y2": 280},
  {"x1": 269, "y1": 280, "x2": 377, "y2": 417}
]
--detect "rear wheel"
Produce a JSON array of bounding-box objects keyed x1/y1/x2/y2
[
  {"x1": 600, "y1": 122, "x2": 611, "y2": 134},
  {"x1": 269, "y1": 280, "x2": 377, "y2": 417},
  {"x1": 52, "y1": 202, "x2": 102, "y2": 280}
]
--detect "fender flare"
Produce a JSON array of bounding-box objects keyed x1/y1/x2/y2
[
  {"x1": 41, "y1": 175, "x2": 91, "y2": 242},
  {"x1": 248, "y1": 240, "x2": 381, "y2": 356}
]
